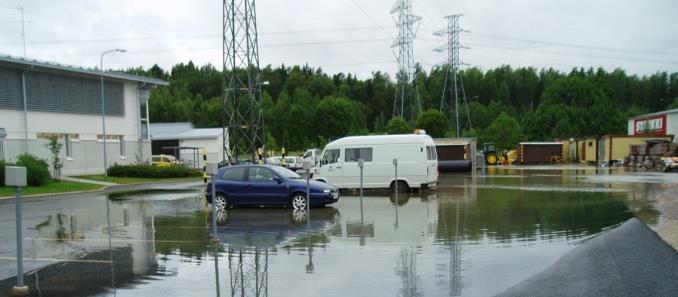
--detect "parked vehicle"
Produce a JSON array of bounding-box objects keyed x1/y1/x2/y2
[
  {"x1": 206, "y1": 164, "x2": 339, "y2": 209},
  {"x1": 303, "y1": 148, "x2": 322, "y2": 165},
  {"x1": 151, "y1": 154, "x2": 181, "y2": 167},
  {"x1": 283, "y1": 156, "x2": 303, "y2": 170},
  {"x1": 313, "y1": 134, "x2": 438, "y2": 191}
]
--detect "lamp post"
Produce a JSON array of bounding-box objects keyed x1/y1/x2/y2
[{"x1": 100, "y1": 49, "x2": 125, "y2": 177}]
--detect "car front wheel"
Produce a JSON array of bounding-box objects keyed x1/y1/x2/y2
[{"x1": 291, "y1": 194, "x2": 308, "y2": 210}]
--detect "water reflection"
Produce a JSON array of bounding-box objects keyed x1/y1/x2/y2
[{"x1": 0, "y1": 171, "x2": 647, "y2": 297}]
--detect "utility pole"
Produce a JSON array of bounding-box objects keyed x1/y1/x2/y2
[
  {"x1": 391, "y1": 0, "x2": 422, "y2": 122},
  {"x1": 223, "y1": 0, "x2": 266, "y2": 164},
  {"x1": 435, "y1": 14, "x2": 472, "y2": 137}
]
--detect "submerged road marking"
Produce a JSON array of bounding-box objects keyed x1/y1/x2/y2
[
  {"x1": 25, "y1": 237, "x2": 207, "y2": 244},
  {"x1": 0, "y1": 257, "x2": 112, "y2": 264}
]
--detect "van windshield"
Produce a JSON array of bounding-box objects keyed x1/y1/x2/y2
[{"x1": 321, "y1": 149, "x2": 340, "y2": 164}]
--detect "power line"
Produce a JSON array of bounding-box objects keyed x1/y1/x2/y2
[{"x1": 350, "y1": 0, "x2": 394, "y2": 39}]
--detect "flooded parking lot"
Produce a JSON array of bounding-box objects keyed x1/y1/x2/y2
[{"x1": 1, "y1": 167, "x2": 676, "y2": 296}]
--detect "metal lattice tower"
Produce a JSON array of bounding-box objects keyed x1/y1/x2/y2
[
  {"x1": 434, "y1": 14, "x2": 471, "y2": 137},
  {"x1": 391, "y1": 0, "x2": 422, "y2": 122},
  {"x1": 223, "y1": 0, "x2": 266, "y2": 164}
]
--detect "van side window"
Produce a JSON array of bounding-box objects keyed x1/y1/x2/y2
[
  {"x1": 432, "y1": 146, "x2": 437, "y2": 160},
  {"x1": 426, "y1": 146, "x2": 438, "y2": 160},
  {"x1": 345, "y1": 148, "x2": 373, "y2": 162},
  {"x1": 322, "y1": 149, "x2": 340, "y2": 164}
]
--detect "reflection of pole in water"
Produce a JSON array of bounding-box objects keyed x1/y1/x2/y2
[
  {"x1": 213, "y1": 244, "x2": 221, "y2": 297},
  {"x1": 105, "y1": 195, "x2": 116, "y2": 295},
  {"x1": 227, "y1": 247, "x2": 269, "y2": 297},
  {"x1": 396, "y1": 247, "x2": 423, "y2": 297}
]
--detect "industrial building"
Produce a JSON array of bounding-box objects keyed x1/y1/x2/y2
[
  {"x1": 149, "y1": 122, "x2": 226, "y2": 168},
  {"x1": 517, "y1": 142, "x2": 563, "y2": 164},
  {"x1": 0, "y1": 55, "x2": 168, "y2": 175},
  {"x1": 627, "y1": 109, "x2": 678, "y2": 141}
]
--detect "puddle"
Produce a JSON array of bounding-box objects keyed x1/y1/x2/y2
[{"x1": 1, "y1": 169, "x2": 670, "y2": 296}]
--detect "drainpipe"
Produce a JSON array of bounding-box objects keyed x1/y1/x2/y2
[{"x1": 21, "y1": 69, "x2": 30, "y2": 154}]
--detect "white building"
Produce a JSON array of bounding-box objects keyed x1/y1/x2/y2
[
  {"x1": 627, "y1": 108, "x2": 678, "y2": 142},
  {"x1": 149, "y1": 122, "x2": 226, "y2": 168},
  {"x1": 0, "y1": 55, "x2": 168, "y2": 175}
]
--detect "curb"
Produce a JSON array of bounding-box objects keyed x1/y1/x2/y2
[{"x1": 0, "y1": 185, "x2": 111, "y2": 200}]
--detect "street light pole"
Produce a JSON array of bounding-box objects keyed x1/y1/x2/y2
[{"x1": 100, "y1": 49, "x2": 125, "y2": 177}]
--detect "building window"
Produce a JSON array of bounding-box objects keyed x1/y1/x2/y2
[
  {"x1": 64, "y1": 134, "x2": 72, "y2": 158},
  {"x1": 119, "y1": 136, "x2": 126, "y2": 157},
  {"x1": 345, "y1": 148, "x2": 373, "y2": 162}
]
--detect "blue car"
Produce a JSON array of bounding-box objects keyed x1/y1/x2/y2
[{"x1": 206, "y1": 165, "x2": 339, "y2": 209}]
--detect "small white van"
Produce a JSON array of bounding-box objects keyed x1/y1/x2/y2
[{"x1": 314, "y1": 134, "x2": 438, "y2": 190}]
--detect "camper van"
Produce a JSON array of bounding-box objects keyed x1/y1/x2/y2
[{"x1": 314, "y1": 134, "x2": 438, "y2": 190}]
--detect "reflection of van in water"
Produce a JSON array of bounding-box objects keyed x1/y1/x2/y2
[{"x1": 314, "y1": 134, "x2": 438, "y2": 191}]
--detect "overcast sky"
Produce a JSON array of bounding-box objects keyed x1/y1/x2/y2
[{"x1": 1, "y1": 0, "x2": 677, "y2": 78}]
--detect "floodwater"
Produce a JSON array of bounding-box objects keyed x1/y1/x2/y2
[{"x1": 1, "y1": 167, "x2": 676, "y2": 297}]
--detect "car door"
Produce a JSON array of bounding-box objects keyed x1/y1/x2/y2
[
  {"x1": 244, "y1": 166, "x2": 287, "y2": 205},
  {"x1": 219, "y1": 167, "x2": 247, "y2": 204},
  {"x1": 319, "y1": 148, "x2": 342, "y2": 186}
]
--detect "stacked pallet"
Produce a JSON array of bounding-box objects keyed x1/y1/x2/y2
[{"x1": 626, "y1": 142, "x2": 678, "y2": 170}]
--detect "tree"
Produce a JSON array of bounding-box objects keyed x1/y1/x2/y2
[
  {"x1": 415, "y1": 109, "x2": 449, "y2": 138},
  {"x1": 45, "y1": 135, "x2": 63, "y2": 180},
  {"x1": 483, "y1": 112, "x2": 526, "y2": 151},
  {"x1": 385, "y1": 117, "x2": 412, "y2": 134}
]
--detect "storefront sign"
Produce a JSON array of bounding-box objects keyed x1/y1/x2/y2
[{"x1": 634, "y1": 115, "x2": 666, "y2": 135}]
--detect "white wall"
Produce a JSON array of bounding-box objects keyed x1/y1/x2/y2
[
  {"x1": 179, "y1": 136, "x2": 224, "y2": 168},
  {"x1": 0, "y1": 82, "x2": 152, "y2": 175}
]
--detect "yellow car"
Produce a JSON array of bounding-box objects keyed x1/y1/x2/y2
[{"x1": 151, "y1": 154, "x2": 180, "y2": 167}]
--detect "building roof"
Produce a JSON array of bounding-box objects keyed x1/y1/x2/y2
[
  {"x1": 150, "y1": 122, "x2": 223, "y2": 140},
  {"x1": 434, "y1": 138, "x2": 477, "y2": 146},
  {"x1": 0, "y1": 54, "x2": 169, "y2": 86},
  {"x1": 629, "y1": 108, "x2": 678, "y2": 120},
  {"x1": 326, "y1": 134, "x2": 434, "y2": 147},
  {"x1": 519, "y1": 142, "x2": 563, "y2": 145}
]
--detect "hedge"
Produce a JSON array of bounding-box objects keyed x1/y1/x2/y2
[
  {"x1": 1, "y1": 155, "x2": 52, "y2": 187},
  {"x1": 107, "y1": 164, "x2": 202, "y2": 178}
]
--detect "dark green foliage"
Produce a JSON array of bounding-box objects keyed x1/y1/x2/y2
[
  {"x1": 481, "y1": 112, "x2": 527, "y2": 151},
  {"x1": 107, "y1": 164, "x2": 202, "y2": 178},
  {"x1": 126, "y1": 63, "x2": 677, "y2": 147},
  {"x1": 0, "y1": 160, "x2": 6, "y2": 186},
  {"x1": 385, "y1": 117, "x2": 412, "y2": 134},
  {"x1": 16, "y1": 154, "x2": 51, "y2": 186},
  {"x1": 415, "y1": 109, "x2": 449, "y2": 138}
]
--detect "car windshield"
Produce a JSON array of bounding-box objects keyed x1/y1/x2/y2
[{"x1": 268, "y1": 165, "x2": 301, "y2": 179}]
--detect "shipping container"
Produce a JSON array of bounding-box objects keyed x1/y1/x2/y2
[{"x1": 434, "y1": 138, "x2": 477, "y2": 171}]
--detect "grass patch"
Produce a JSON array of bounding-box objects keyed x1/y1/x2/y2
[
  {"x1": 76, "y1": 175, "x2": 203, "y2": 185},
  {"x1": 0, "y1": 180, "x2": 103, "y2": 197}
]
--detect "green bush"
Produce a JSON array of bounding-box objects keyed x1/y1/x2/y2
[
  {"x1": 107, "y1": 164, "x2": 202, "y2": 178},
  {"x1": 16, "y1": 154, "x2": 51, "y2": 186},
  {"x1": 0, "y1": 160, "x2": 6, "y2": 187}
]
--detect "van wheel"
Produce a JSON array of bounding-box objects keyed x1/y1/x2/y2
[{"x1": 390, "y1": 180, "x2": 409, "y2": 193}]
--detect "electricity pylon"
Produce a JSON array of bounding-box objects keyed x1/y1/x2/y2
[
  {"x1": 434, "y1": 14, "x2": 472, "y2": 137},
  {"x1": 223, "y1": 0, "x2": 266, "y2": 163},
  {"x1": 391, "y1": 0, "x2": 422, "y2": 122}
]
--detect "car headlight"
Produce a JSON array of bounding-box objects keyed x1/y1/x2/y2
[{"x1": 323, "y1": 189, "x2": 331, "y2": 193}]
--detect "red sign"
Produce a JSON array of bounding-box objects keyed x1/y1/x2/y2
[{"x1": 633, "y1": 114, "x2": 667, "y2": 135}]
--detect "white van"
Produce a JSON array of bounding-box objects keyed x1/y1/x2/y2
[{"x1": 314, "y1": 134, "x2": 438, "y2": 190}]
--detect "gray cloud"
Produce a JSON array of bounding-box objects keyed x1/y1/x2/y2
[{"x1": 1, "y1": 0, "x2": 676, "y2": 78}]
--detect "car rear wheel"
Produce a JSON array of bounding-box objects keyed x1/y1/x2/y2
[
  {"x1": 291, "y1": 194, "x2": 308, "y2": 210},
  {"x1": 213, "y1": 193, "x2": 228, "y2": 209}
]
